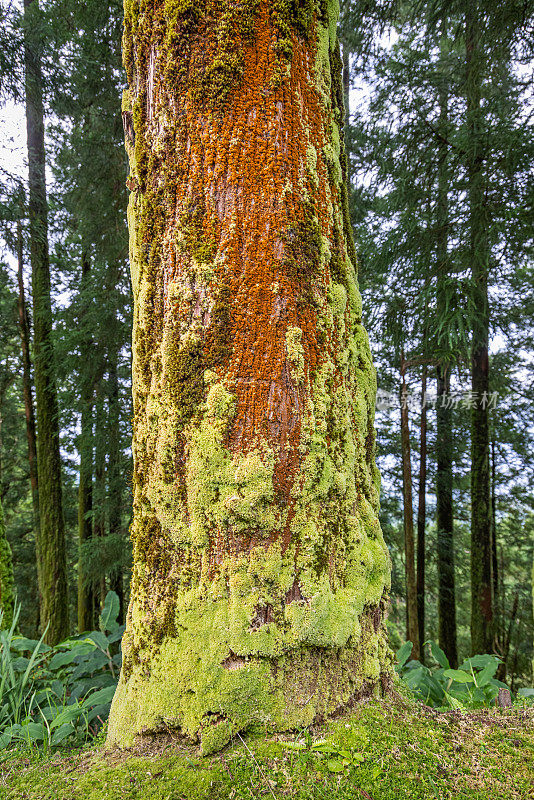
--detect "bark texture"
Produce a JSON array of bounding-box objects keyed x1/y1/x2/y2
[
  {"x1": 16, "y1": 221, "x2": 41, "y2": 597},
  {"x1": 24, "y1": 0, "x2": 68, "y2": 644},
  {"x1": 108, "y1": 0, "x2": 392, "y2": 753}
]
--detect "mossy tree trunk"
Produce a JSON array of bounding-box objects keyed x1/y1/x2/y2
[
  {"x1": 23, "y1": 0, "x2": 68, "y2": 644},
  {"x1": 16, "y1": 219, "x2": 41, "y2": 619},
  {"x1": 0, "y1": 497, "x2": 15, "y2": 629},
  {"x1": 108, "y1": 0, "x2": 391, "y2": 753}
]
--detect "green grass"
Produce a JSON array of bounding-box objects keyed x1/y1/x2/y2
[{"x1": 2, "y1": 699, "x2": 533, "y2": 800}]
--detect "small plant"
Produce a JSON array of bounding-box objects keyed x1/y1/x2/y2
[
  {"x1": 395, "y1": 640, "x2": 519, "y2": 710},
  {"x1": 0, "y1": 591, "x2": 123, "y2": 750}
]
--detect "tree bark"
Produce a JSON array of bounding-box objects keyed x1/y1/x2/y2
[
  {"x1": 23, "y1": 0, "x2": 68, "y2": 644},
  {"x1": 435, "y1": 28, "x2": 457, "y2": 667},
  {"x1": 400, "y1": 358, "x2": 419, "y2": 660},
  {"x1": 108, "y1": 1, "x2": 392, "y2": 752},
  {"x1": 466, "y1": 2, "x2": 493, "y2": 655},
  {"x1": 416, "y1": 363, "x2": 427, "y2": 660},
  {"x1": 16, "y1": 220, "x2": 41, "y2": 611},
  {"x1": 436, "y1": 365, "x2": 457, "y2": 667},
  {"x1": 77, "y1": 250, "x2": 95, "y2": 632}
]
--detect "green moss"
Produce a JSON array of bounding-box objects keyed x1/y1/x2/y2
[
  {"x1": 8, "y1": 702, "x2": 534, "y2": 799},
  {"x1": 283, "y1": 200, "x2": 322, "y2": 284},
  {"x1": 0, "y1": 499, "x2": 14, "y2": 629}
]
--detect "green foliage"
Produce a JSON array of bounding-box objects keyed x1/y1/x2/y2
[
  {"x1": 0, "y1": 592, "x2": 123, "y2": 751},
  {"x1": 395, "y1": 641, "x2": 523, "y2": 710}
]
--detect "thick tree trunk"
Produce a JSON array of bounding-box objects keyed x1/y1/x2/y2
[
  {"x1": 23, "y1": 0, "x2": 68, "y2": 644},
  {"x1": 466, "y1": 3, "x2": 493, "y2": 655},
  {"x1": 400, "y1": 359, "x2": 419, "y2": 659},
  {"x1": 77, "y1": 250, "x2": 95, "y2": 632},
  {"x1": 16, "y1": 220, "x2": 41, "y2": 611},
  {"x1": 416, "y1": 363, "x2": 427, "y2": 660},
  {"x1": 108, "y1": 1, "x2": 392, "y2": 752}
]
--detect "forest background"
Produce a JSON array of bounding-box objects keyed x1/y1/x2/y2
[{"x1": 0, "y1": 0, "x2": 532, "y2": 689}]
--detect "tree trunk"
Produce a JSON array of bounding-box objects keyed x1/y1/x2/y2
[
  {"x1": 23, "y1": 0, "x2": 68, "y2": 644},
  {"x1": 466, "y1": 2, "x2": 493, "y2": 655},
  {"x1": 77, "y1": 250, "x2": 95, "y2": 632},
  {"x1": 93, "y1": 390, "x2": 107, "y2": 618},
  {"x1": 436, "y1": 365, "x2": 457, "y2": 667},
  {"x1": 108, "y1": 2, "x2": 392, "y2": 753},
  {"x1": 0, "y1": 498, "x2": 15, "y2": 629},
  {"x1": 107, "y1": 341, "x2": 124, "y2": 623},
  {"x1": 435, "y1": 29, "x2": 457, "y2": 667},
  {"x1": 16, "y1": 219, "x2": 41, "y2": 617},
  {"x1": 416, "y1": 363, "x2": 427, "y2": 661},
  {"x1": 400, "y1": 358, "x2": 419, "y2": 660}
]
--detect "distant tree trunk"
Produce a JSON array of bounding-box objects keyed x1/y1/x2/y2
[
  {"x1": 108, "y1": 1, "x2": 392, "y2": 753},
  {"x1": 23, "y1": 0, "x2": 68, "y2": 644},
  {"x1": 491, "y1": 436, "x2": 498, "y2": 643},
  {"x1": 107, "y1": 342, "x2": 124, "y2": 623},
  {"x1": 400, "y1": 358, "x2": 419, "y2": 659},
  {"x1": 436, "y1": 365, "x2": 457, "y2": 667},
  {"x1": 416, "y1": 363, "x2": 427, "y2": 661},
  {"x1": 94, "y1": 390, "x2": 107, "y2": 618},
  {"x1": 77, "y1": 250, "x2": 95, "y2": 632},
  {"x1": 435, "y1": 29, "x2": 457, "y2": 667},
  {"x1": 16, "y1": 220, "x2": 41, "y2": 613},
  {"x1": 466, "y1": 3, "x2": 493, "y2": 655},
  {"x1": 0, "y1": 498, "x2": 15, "y2": 629}
]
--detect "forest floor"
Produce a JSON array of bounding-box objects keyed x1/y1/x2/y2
[{"x1": 1, "y1": 698, "x2": 533, "y2": 800}]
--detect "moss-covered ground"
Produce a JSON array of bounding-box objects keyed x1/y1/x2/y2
[{"x1": 2, "y1": 699, "x2": 533, "y2": 799}]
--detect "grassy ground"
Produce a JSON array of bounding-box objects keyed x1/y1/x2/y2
[{"x1": 1, "y1": 699, "x2": 533, "y2": 800}]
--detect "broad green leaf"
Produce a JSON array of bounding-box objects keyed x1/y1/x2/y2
[
  {"x1": 326, "y1": 759, "x2": 344, "y2": 773},
  {"x1": 99, "y1": 592, "x2": 120, "y2": 634},
  {"x1": 444, "y1": 669, "x2": 474, "y2": 684},
  {"x1": 396, "y1": 641, "x2": 413, "y2": 668},
  {"x1": 429, "y1": 641, "x2": 450, "y2": 670},
  {"x1": 82, "y1": 685, "x2": 116, "y2": 708}
]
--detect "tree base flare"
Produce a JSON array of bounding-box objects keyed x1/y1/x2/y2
[{"x1": 106, "y1": 609, "x2": 393, "y2": 755}]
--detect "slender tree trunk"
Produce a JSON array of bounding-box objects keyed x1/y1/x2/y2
[
  {"x1": 416, "y1": 363, "x2": 427, "y2": 661},
  {"x1": 400, "y1": 358, "x2": 419, "y2": 659},
  {"x1": 23, "y1": 0, "x2": 68, "y2": 644},
  {"x1": 436, "y1": 366, "x2": 457, "y2": 666},
  {"x1": 16, "y1": 220, "x2": 41, "y2": 614},
  {"x1": 0, "y1": 498, "x2": 15, "y2": 629},
  {"x1": 93, "y1": 391, "x2": 107, "y2": 619},
  {"x1": 466, "y1": 2, "x2": 493, "y2": 655},
  {"x1": 435, "y1": 27, "x2": 457, "y2": 667},
  {"x1": 108, "y1": 2, "x2": 392, "y2": 752},
  {"x1": 77, "y1": 250, "x2": 95, "y2": 632},
  {"x1": 107, "y1": 342, "x2": 124, "y2": 623}
]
